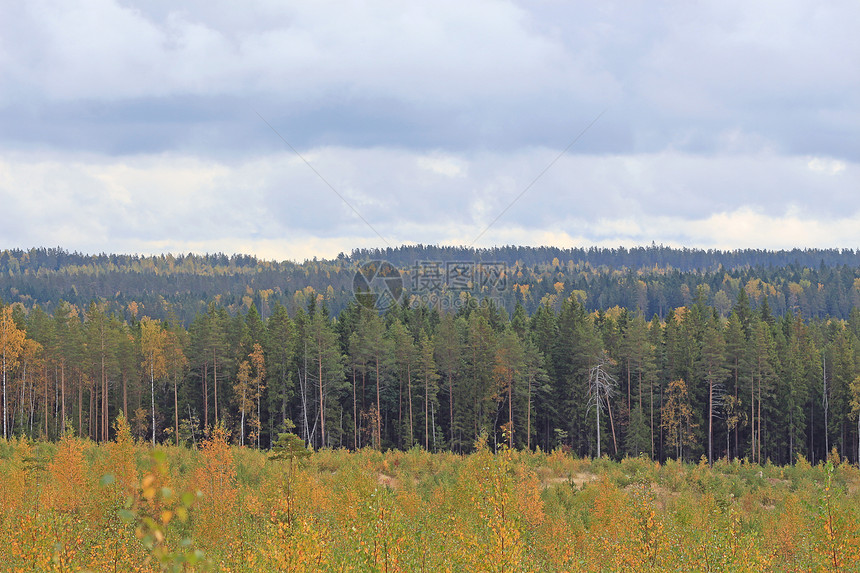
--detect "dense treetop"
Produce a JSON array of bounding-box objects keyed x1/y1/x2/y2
[{"x1": 2, "y1": 245, "x2": 860, "y2": 324}]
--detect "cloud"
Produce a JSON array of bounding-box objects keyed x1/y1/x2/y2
[
  {"x1": 0, "y1": 1, "x2": 858, "y2": 258},
  {"x1": 2, "y1": 1, "x2": 857, "y2": 156},
  {"x1": 807, "y1": 157, "x2": 846, "y2": 175},
  {"x1": 1, "y1": 146, "x2": 857, "y2": 259}
]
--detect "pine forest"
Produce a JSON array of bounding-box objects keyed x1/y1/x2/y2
[{"x1": 2, "y1": 245, "x2": 860, "y2": 571}]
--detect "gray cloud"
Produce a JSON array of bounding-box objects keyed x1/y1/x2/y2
[
  {"x1": 1, "y1": 147, "x2": 857, "y2": 258},
  {"x1": 0, "y1": 0, "x2": 858, "y2": 258}
]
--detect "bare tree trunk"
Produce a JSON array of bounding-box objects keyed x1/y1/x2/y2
[
  {"x1": 757, "y1": 374, "x2": 762, "y2": 464},
  {"x1": 424, "y1": 368, "x2": 429, "y2": 450},
  {"x1": 708, "y1": 373, "x2": 713, "y2": 465},
  {"x1": 823, "y1": 355, "x2": 829, "y2": 455},
  {"x1": 202, "y1": 362, "x2": 208, "y2": 429},
  {"x1": 44, "y1": 364, "x2": 49, "y2": 438},
  {"x1": 607, "y1": 393, "x2": 618, "y2": 455},
  {"x1": 302, "y1": 340, "x2": 310, "y2": 442},
  {"x1": 2, "y1": 350, "x2": 6, "y2": 439},
  {"x1": 352, "y1": 367, "x2": 358, "y2": 449},
  {"x1": 151, "y1": 361, "x2": 156, "y2": 446},
  {"x1": 448, "y1": 373, "x2": 454, "y2": 450},
  {"x1": 751, "y1": 373, "x2": 756, "y2": 462},
  {"x1": 319, "y1": 341, "x2": 325, "y2": 448},
  {"x1": 407, "y1": 363, "x2": 413, "y2": 448},
  {"x1": 627, "y1": 358, "x2": 631, "y2": 414},
  {"x1": 240, "y1": 387, "x2": 246, "y2": 446},
  {"x1": 596, "y1": 398, "x2": 601, "y2": 458},
  {"x1": 734, "y1": 359, "x2": 739, "y2": 460},
  {"x1": 61, "y1": 363, "x2": 66, "y2": 435},
  {"x1": 174, "y1": 374, "x2": 179, "y2": 445},
  {"x1": 101, "y1": 340, "x2": 106, "y2": 441},
  {"x1": 527, "y1": 374, "x2": 532, "y2": 450},
  {"x1": 78, "y1": 376, "x2": 83, "y2": 438},
  {"x1": 650, "y1": 377, "x2": 654, "y2": 459},
  {"x1": 375, "y1": 354, "x2": 381, "y2": 448},
  {"x1": 213, "y1": 350, "x2": 218, "y2": 424},
  {"x1": 508, "y1": 372, "x2": 513, "y2": 449}
]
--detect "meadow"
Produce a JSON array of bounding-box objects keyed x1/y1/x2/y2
[{"x1": 2, "y1": 422, "x2": 860, "y2": 572}]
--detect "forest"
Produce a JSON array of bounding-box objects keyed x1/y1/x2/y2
[
  {"x1": 2, "y1": 246, "x2": 860, "y2": 467},
  {"x1": 3, "y1": 245, "x2": 860, "y2": 323}
]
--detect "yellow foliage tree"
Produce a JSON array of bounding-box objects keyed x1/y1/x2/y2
[
  {"x1": 1, "y1": 305, "x2": 26, "y2": 439},
  {"x1": 140, "y1": 317, "x2": 167, "y2": 446},
  {"x1": 662, "y1": 379, "x2": 697, "y2": 461}
]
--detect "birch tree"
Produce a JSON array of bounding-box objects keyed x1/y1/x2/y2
[
  {"x1": 1, "y1": 305, "x2": 25, "y2": 439},
  {"x1": 140, "y1": 317, "x2": 167, "y2": 445}
]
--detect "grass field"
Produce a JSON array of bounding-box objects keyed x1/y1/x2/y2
[{"x1": 2, "y1": 425, "x2": 860, "y2": 571}]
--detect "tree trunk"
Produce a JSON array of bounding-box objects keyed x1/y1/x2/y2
[
  {"x1": 2, "y1": 350, "x2": 6, "y2": 439},
  {"x1": 240, "y1": 387, "x2": 246, "y2": 446},
  {"x1": 318, "y1": 343, "x2": 325, "y2": 448},
  {"x1": 375, "y1": 354, "x2": 381, "y2": 448},
  {"x1": 757, "y1": 374, "x2": 762, "y2": 464},
  {"x1": 407, "y1": 363, "x2": 414, "y2": 448},
  {"x1": 101, "y1": 341, "x2": 107, "y2": 441},
  {"x1": 202, "y1": 362, "x2": 208, "y2": 429},
  {"x1": 78, "y1": 375, "x2": 83, "y2": 438},
  {"x1": 353, "y1": 367, "x2": 358, "y2": 450},
  {"x1": 507, "y1": 371, "x2": 513, "y2": 449},
  {"x1": 151, "y1": 361, "x2": 156, "y2": 446},
  {"x1": 448, "y1": 373, "x2": 454, "y2": 450},
  {"x1": 650, "y1": 377, "x2": 654, "y2": 459},
  {"x1": 44, "y1": 364, "x2": 49, "y2": 438},
  {"x1": 708, "y1": 372, "x2": 713, "y2": 465},
  {"x1": 607, "y1": 393, "x2": 618, "y2": 455},
  {"x1": 527, "y1": 374, "x2": 532, "y2": 450},
  {"x1": 734, "y1": 358, "x2": 738, "y2": 460},
  {"x1": 61, "y1": 363, "x2": 66, "y2": 435},
  {"x1": 596, "y1": 398, "x2": 601, "y2": 458},
  {"x1": 751, "y1": 373, "x2": 755, "y2": 462},
  {"x1": 424, "y1": 368, "x2": 430, "y2": 450},
  {"x1": 213, "y1": 350, "x2": 218, "y2": 424},
  {"x1": 174, "y1": 374, "x2": 179, "y2": 445}
]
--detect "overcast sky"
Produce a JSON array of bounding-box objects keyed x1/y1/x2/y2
[{"x1": 1, "y1": 1, "x2": 858, "y2": 261}]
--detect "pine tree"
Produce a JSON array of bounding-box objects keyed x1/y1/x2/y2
[
  {"x1": 388, "y1": 319, "x2": 415, "y2": 447},
  {"x1": 264, "y1": 302, "x2": 295, "y2": 448},
  {"x1": 417, "y1": 330, "x2": 440, "y2": 450},
  {"x1": 306, "y1": 308, "x2": 345, "y2": 448},
  {"x1": 434, "y1": 313, "x2": 462, "y2": 450}
]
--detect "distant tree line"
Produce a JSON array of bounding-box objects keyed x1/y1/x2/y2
[{"x1": 3, "y1": 246, "x2": 860, "y2": 324}]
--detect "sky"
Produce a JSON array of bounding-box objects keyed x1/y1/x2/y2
[{"x1": 1, "y1": 0, "x2": 858, "y2": 262}]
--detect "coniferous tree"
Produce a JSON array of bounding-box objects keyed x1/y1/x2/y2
[
  {"x1": 388, "y1": 319, "x2": 415, "y2": 447},
  {"x1": 264, "y1": 302, "x2": 295, "y2": 447},
  {"x1": 417, "y1": 330, "x2": 440, "y2": 450},
  {"x1": 434, "y1": 313, "x2": 462, "y2": 450},
  {"x1": 554, "y1": 295, "x2": 602, "y2": 455},
  {"x1": 305, "y1": 306, "x2": 345, "y2": 448}
]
